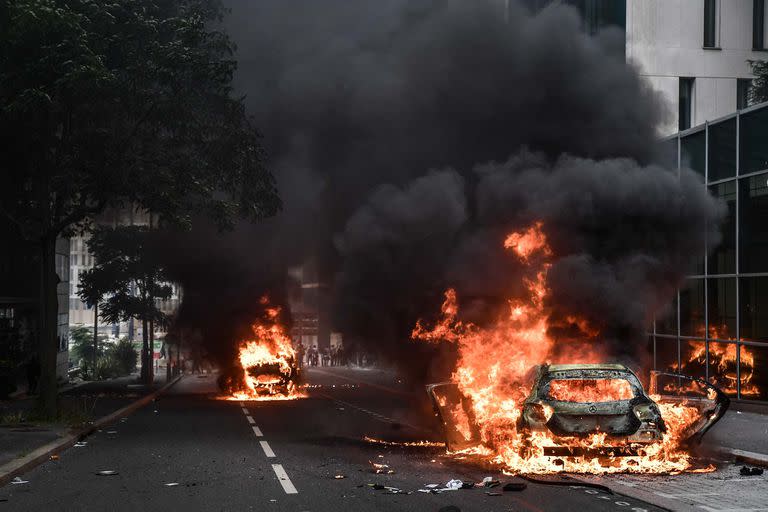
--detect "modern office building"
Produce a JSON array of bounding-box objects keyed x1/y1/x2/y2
[
  {"x1": 626, "y1": 0, "x2": 766, "y2": 134},
  {"x1": 651, "y1": 101, "x2": 768, "y2": 402},
  {"x1": 522, "y1": 1, "x2": 767, "y2": 134},
  {"x1": 68, "y1": 207, "x2": 181, "y2": 343}
]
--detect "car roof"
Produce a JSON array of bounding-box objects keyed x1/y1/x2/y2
[{"x1": 545, "y1": 363, "x2": 631, "y2": 372}]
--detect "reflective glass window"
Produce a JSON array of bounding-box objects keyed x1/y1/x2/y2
[
  {"x1": 655, "y1": 337, "x2": 679, "y2": 373},
  {"x1": 738, "y1": 343, "x2": 768, "y2": 400},
  {"x1": 740, "y1": 107, "x2": 768, "y2": 174},
  {"x1": 707, "y1": 118, "x2": 736, "y2": 181},
  {"x1": 740, "y1": 276, "x2": 768, "y2": 343},
  {"x1": 739, "y1": 172, "x2": 768, "y2": 272},
  {"x1": 680, "y1": 279, "x2": 705, "y2": 337},
  {"x1": 681, "y1": 129, "x2": 705, "y2": 176},
  {"x1": 707, "y1": 278, "x2": 737, "y2": 339},
  {"x1": 655, "y1": 294, "x2": 678, "y2": 335},
  {"x1": 707, "y1": 341, "x2": 739, "y2": 397},
  {"x1": 708, "y1": 181, "x2": 736, "y2": 275},
  {"x1": 677, "y1": 339, "x2": 707, "y2": 380}
]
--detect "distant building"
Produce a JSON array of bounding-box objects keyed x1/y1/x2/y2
[
  {"x1": 519, "y1": 1, "x2": 767, "y2": 134},
  {"x1": 651, "y1": 101, "x2": 768, "y2": 402},
  {"x1": 627, "y1": 0, "x2": 766, "y2": 133},
  {"x1": 68, "y1": 207, "x2": 181, "y2": 343}
]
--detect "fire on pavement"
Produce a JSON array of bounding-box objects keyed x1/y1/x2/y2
[{"x1": 413, "y1": 223, "x2": 733, "y2": 475}]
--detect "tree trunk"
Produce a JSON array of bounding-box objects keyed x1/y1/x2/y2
[
  {"x1": 93, "y1": 302, "x2": 98, "y2": 379},
  {"x1": 148, "y1": 318, "x2": 154, "y2": 386},
  {"x1": 36, "y1": 236, "x2": 60, "y2": 417},
  {"x1": 141, "y1": 316, "x2": 149, "y2": 385},
  {"x1": 166, "y1": 339, "x2": 172, "y2": 382}
]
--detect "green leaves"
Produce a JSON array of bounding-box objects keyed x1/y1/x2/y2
[
  {"x1": 79, "y1": 225, "x2": 172, "y2": 326},
  {"x1": 1, "y1": 0, "x2": 280, "y2": 242}
]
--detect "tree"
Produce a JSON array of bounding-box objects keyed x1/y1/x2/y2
[
  {"x1": 80, "y1": 225, "x2": 172, "y2": 385},
  {"x1": 748, "y1": 60, "x2": 768, "y2": 105},
  {"x1": 0, "y1": 0, "x2": 280, "y2": 416},
  {"x1": 69, "y1": 325, "x2": 107, "y2": 379}
]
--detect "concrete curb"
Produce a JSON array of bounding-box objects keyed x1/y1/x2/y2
[
  {"x1": 725, "y1": 448, "x2": 768, "y2": 467},
  {"x1": 0, "y1": 375, "x2": 183, "y2": 487}
]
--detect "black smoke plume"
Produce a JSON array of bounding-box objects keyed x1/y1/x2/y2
[{"x1": 156, "y1": 0, "x2": 723, "y2": 376}]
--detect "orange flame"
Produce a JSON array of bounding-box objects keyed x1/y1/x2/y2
[
  {"x1": 414, "y1": 223, "x2": 709, "y2": 474},
  {"x1": 673, "y1": 327, "x2": 759, "y2": 397},
  {"x1": 224, "y1": 297, "x2": 305, "y2": 401}
]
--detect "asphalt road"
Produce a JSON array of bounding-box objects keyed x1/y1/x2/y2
[{"x1": 0, "y1": 367, "x2": 665, "y2": 512}]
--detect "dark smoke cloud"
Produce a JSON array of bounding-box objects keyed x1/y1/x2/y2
[{"x1": 156, "y1": 0, "x2": 723, "y2": 375}]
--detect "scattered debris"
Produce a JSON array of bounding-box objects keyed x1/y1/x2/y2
[
  {"x1": 481, "y1": 476, "x2": 500, "y2": 488},
  {"x1": 460, "y1": 482, "x2": 474, "y2": 489},
  {"x1": 369, "y1": 461, "x2": 395, "y2": 474},
  {"x1": 164, "y1": 483, "x2": 180, "y2": 487},
  {"x1": 74, "y1": 442, "x2": 87, "y2": 447},
  {"x1": 740, "y1": 466, "x2": 765, "y2": 476},
  {"x1": 446, "y1": 479, "x2": 463, "y2": 490},
  {"x1": 425, "y1": 484, "x2": 439, "y2": 488},
  {"x1": 503, "y1": 481, "x2": 527, "y2": 492},
  {"x1": 334, "y1": 475, "x2": 346, "y2": 479},
  {"x1": 10, "y1": 477, "x2": 28, "y2": 485},
  {"x1": 50, "y1": 454, "x2": 60, "y2": 461},
  {"x1": 485, "y1": 492, "x2": 502, "y2": 496},
  {"x1": 96, "y1": 470, "x2": 119, "y2": 476},
  {"x1": 106, "y1": 431, "x2": 117, "y2": 435},
  {"x1": 337, "y1": 407, "x2": 345, "y2": 411}
]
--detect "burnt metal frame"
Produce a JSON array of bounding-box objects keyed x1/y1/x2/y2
[{"x1": 653, "y1": 102, "x2": 768, "y2": 402}]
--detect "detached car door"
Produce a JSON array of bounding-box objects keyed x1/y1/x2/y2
[{"x1": 648, "y1": 371, "x2": 730, "y2": 444}]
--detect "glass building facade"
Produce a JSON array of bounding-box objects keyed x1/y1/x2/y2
[{"x1": 652, "y1": 102, "x2": 768, "y2": 402}]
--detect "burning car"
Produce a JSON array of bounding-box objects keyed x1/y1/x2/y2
[
  {"x1": 427, "y1": 363, "x2": 729, "y2": 460},
  {"x1": 220, "y1": 298, "x2": 305, "y2": 401},
  {"x1": 517, "y1": 364, "x2": 665, "y2": 456}
]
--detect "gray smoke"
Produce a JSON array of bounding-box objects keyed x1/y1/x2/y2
[{"x1": 160, "y1": 0, "x2": 723, "y2": 372}]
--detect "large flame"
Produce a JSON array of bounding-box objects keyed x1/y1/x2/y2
[
  {"x1": 672, "y1": 326, "x2": 759, "y2": 397},
  {"x1": 225, "y1": 297, "x2": 305, "y2": 401},
  {"x1": 413, "y1": 222, "x2": 715, "y2": 474}
]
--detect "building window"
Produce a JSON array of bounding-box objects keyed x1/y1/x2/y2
[
  {"x1": 680, "y1": 278, "x2": 706, "y2": 336},
  {"x1": 708, "y1": 117, "x2": 736, "y2": 180},
  {"x1": 741, "y1": 276, "x2": 768, "y2": 342},
  {"x1": 708, "y1": 181, "x2": 736, "y2": 275},
  {"x1": 703, "y1": 0, "x2": 718, "y2": 48},
  {"x1": 754, "y1": 0, "x2": 766, "y2": 50},
  {"x1": 738, "y1": 79, "x2": 754, "y2": 110},
  {"x1": 679, "y1": 78, "x2": 695, "y2": 131},
  {"x1": 708, "y1": 278, "x2": 737, "y2": 339},
  {"x1": 739, "y1": 106, "x2": 768, "y2": 174},
  {"x1": 740, "y1": 172, "x2": 768, "y2": 273}
]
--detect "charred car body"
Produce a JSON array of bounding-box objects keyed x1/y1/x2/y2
[
  {"x1": 428, "y1": 363, "x2": 729, "y2": 456},
  {"x1": 218, "y1": 357, "x2": 300, "y2": 397}
]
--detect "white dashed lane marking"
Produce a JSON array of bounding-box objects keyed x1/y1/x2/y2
[
  {"x1": 235, "y1": 401, "x2": 296, "y2": 495},
  {"x1": 272, "y1": 464, "x2": 298, "y2": 494},
  {"x1": 260, "y1": 440, "x2": 276, "y2": 458}
]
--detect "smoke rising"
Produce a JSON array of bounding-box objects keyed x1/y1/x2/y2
[{"x1": 158, "y1": 0, "x2": 723, "y2": 374}]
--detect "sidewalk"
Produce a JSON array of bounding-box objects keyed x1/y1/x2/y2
[
  {"x1": 587, "y1": 404, "x2": 768, "y2": 512},
  {"x1": 0, "y1": 373, "x2": 172, "y2": 469}
]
